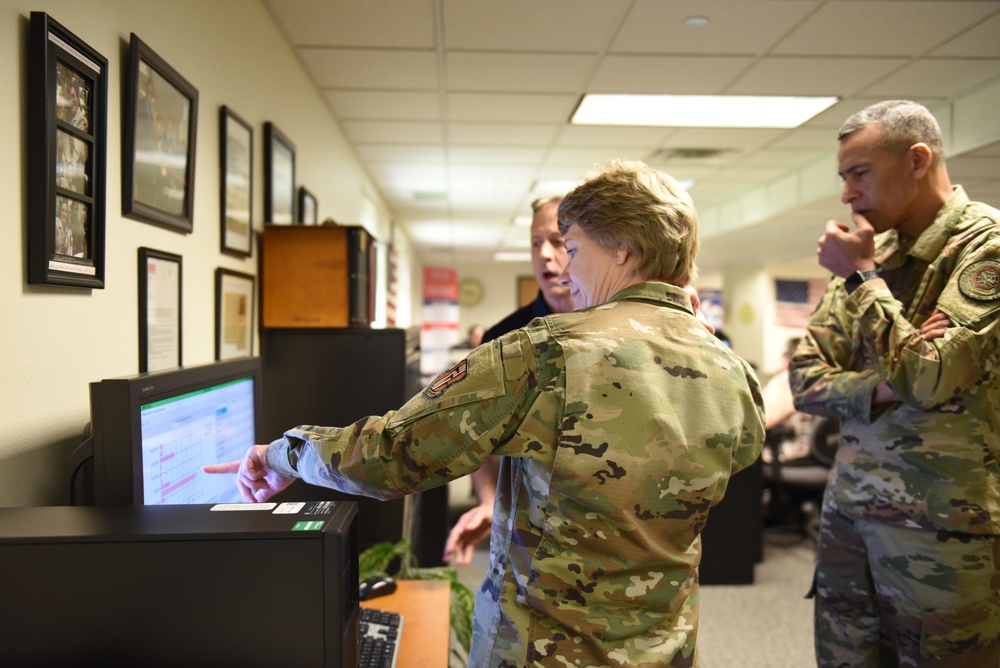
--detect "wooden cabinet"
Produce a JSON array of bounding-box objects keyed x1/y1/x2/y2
[{"x1": 261, "y1": 224, "x2": 373, "y2": 328}]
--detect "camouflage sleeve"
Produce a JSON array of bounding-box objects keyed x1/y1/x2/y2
[
  {"x1": 265, "y1": 330, "x2": 540, "y2": 500},
  {"x1": 862, "y1": 241, "x2": 1000, "y2": 409},
  {"x1": 788, "y1": 279, "x2": 883, "y2": 422}
]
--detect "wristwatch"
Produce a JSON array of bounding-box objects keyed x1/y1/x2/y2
[{"x1": 844, "y1": 269, "x2": 879, "y2": 295}]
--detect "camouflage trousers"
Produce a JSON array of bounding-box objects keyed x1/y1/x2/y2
[{"x1": 814, "y1": 504, "x2": 1000, "y2": 667}]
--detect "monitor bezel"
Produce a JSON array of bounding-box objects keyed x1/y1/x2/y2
[{"x1": 90, "y1": 357, "x2": 262, "y2": 505}]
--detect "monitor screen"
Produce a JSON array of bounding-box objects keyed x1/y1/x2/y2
[
  {"x1": 88, "y1": 357, "x2": 262, "y2": 505},
  {"x1": 139, "y1": 375, "x2": 254, "y2": 504}
]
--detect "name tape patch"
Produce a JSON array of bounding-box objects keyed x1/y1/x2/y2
[{"x1": 958, "y1": 259, "x2": 1000, "y2": 302}]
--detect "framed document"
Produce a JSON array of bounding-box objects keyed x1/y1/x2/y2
[
  {"x1": 138, "y1": 247, "x2": 182, "y2": 372},
  {"x1": 215, "y1": 268, "x2": 255, "y2": 361}
]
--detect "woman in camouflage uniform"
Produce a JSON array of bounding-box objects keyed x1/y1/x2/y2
[{"x1": 209, "y1": 160, "x2": 765, "y2": 667}]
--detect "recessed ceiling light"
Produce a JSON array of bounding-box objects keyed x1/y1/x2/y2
[
  {"x1": 512, "y1": 215, "x2": 532, "y2": 227},
  {"x1": 572, "y1": 94, "x2": 839, "y2": 129},
  {"x1": 684, "y1": 16, "x2": 709, "y2": 26}
]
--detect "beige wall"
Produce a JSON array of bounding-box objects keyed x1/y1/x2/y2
[{"x1": 0, "y1": 0, "x2": 414, "y2": 506}]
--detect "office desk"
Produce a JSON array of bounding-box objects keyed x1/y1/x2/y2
[{"x1": 361, "y1": 580, "x2": 451, "y2": 667}]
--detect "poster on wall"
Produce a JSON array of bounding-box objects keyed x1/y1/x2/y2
[{"x1": 420, "y1": 266, "x2": 459, "y2": 381}]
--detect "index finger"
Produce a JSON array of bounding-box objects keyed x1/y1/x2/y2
[
  {"x1": 202, "y1": 461, "x2": 241, "y2": 474},
  {"x1": 850, "y1": 211, "x2": 874, "y2": 233}
]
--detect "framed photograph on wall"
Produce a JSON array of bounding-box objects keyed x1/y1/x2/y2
[
  {"x1": 298, "y1": 187, "x2": 317, "y2": 225},
  {"x1": 220, "y1": 106, "x2": 253, "y2": 256},
  {"x1": 27, "y1": 12, "x2": 108, "y2": 288},
  {"x1": 122, "y1": 33, "x2": 199, "y2": 233},
  {"x1": 138, "y1": 247, "x2": 182, "y2": 373},
  {"x1": 264, "y1": 122, "x2": 295, "y2": 224},
  {"x1": 215, "y1": 268, "x2": 255, "y2": 361}
]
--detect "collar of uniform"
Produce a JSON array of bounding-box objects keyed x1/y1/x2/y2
[
  {"x1": 873, "y1": 185, "x2": 967, "y2": 269},
  {"x1": 907, "y1": 185, "x2": 968, "y2": 263},
  {"x1": 608, "y1": 281, "x2": 693, "y2": 314}
]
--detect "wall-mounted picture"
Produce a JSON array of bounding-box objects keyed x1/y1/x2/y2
[
  {"x1": 138, "y1": 247, "x2": 182, "y2": 373},
  {"x1": 122, "y1": 33, "x2": 198, "y2": 233},
  {"x1": 27, "y1": 12, "x2": 108, "y2": 288},
  {"x1": 215, "y1": 268, "x2": 255, "y2": 361},
  {"x1": 264, "y1": 122, "x2": 295, "y2": 224},
  {"x1": 220, "y1": 106, "x2": 253, "y2": 256},
  {"x1": 298, "y1": 187, "x2": 317, "y2": 225}
]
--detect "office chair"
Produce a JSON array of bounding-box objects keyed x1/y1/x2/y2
[{"x1": 762, "y1": 416, "x2": 839, "y2": 540}]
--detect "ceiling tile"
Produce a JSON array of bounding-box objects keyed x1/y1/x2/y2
[
  {"x1": 612, "y1": 0, "x2": 821, "y2": 55},
  {"x1": 931, "y1": 13, "x2": 1000, "y2": 58},
  {"x1": 728, "y1": 57, "x2": 909, "y2": 96},
  {"x1": 446, "y1": 53, "x2": 596, "y2": 93},
  {"x1": 447, "y1": 146, "x2": 546, "y2": 164},
  {"x1": 324, "y1": 90, "x2": 441, "y2": 120},
  {"x1": 299, "y1": 48, "x2": 438, "y2": 89},
  {"x1": 447, "y1": 123, "x2": 560, "y2": 146},
  {"x1": 355, "y1": 145, "x2": 445, "y2": 164},
  {"x1": 662, "y1": 127, "x2": 784, "y2": 151},
  {"x1": 544, "y1": 146, "x2": 653, "y2": 167},
  {"x1": 767, "y1": 127, "x2": 839, "y2": 150},
  {"x1": 773, "y1": 1, "x2": 998, "y2": 57},
  {"x1": 556, "y1": 125, "x2": 672, "y2": 147},
  {"x1": 588, "y1": 55, "x2": 754, "y2": 94},
  {"x1": 442, "y1": 0, "x2": 629, "y2": 52},
  {"x1": 861, "y1": 59, "x2": 1000, "y2": 99},
  {"x1": 341, "y1": 121, "x2": 443, "y2": 144},
  {"x1": 264, "y1": 0, "x2": 436, "y2": 48},
  {"x1": 446, "y1": 92, "x2": 578, "y2": 122}
]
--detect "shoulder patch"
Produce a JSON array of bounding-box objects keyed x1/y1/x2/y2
[
  {"x1": 958, "y1": 259, "x2": 1000, "y2": 302},
  {"x1": 423, "y1": 359, "x2": 468, "y2": 398}
]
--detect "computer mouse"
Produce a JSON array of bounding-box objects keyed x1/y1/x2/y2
[{"x1": 359, "y1": 575, "x2": 398, "y2": 601}]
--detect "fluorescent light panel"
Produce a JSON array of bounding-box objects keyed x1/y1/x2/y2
[
  {"x1": 494, "y1": 252, "x2": 531, "y2": 262},
  {"x1": 572, "y1": 94, "x2": 838, "y2": 129}
]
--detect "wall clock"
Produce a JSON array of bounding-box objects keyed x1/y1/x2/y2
[{"x1": 459, "y1": 277, "x2": 484, "y2": 306}]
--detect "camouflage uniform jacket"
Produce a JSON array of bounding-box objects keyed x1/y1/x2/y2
[
  {"x1": 789, "y1": 186, "x2": 1000, "y2": 534},
  {"x1": 266, "y1": 281, "x2": 764, "y2": 667}
]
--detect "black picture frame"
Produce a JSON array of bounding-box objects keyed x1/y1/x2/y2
[
  {"x1": 220, "y1": 106, "x2": 253, "y2": 256},
  {"x1": 264, "y1": 122, "x2": 295, "y2": 224},
  {"x1": 122, "y1": 33, "x2": 199, "y2": 233},
  {"x1": 138, "y1": 247, "x2": 182, "y2": 373},
  {"x1": 27, "y1": 12, "x2": 108, "y2": 289},
  {"x1": 215, "y1": 268, "x2": 255, "y2": 361},
  {"x1": 298, "y1": 186, "x2": 317, "y2": 225}
]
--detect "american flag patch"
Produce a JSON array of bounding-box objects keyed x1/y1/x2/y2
[{"x1": 424, "y1": 359, "x2": 468, "y2": 398}]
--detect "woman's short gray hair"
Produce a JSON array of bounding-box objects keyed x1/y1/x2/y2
[
  {"x1": 557, "y1": 160, "x2": 699, "y2": 286},
  {"x1": 838, "y1": 100, "x2": 945, "y2": 165}
]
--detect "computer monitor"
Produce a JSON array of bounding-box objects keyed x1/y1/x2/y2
[{"x1": 87, "y1": 357, "x2": 262, "y2": 505}]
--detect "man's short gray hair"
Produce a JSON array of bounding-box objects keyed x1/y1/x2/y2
[{"x1": 838, "y1": 100, "x2": 945, "y2": 165}]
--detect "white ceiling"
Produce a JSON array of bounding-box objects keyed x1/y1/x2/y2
[{"x1": 263, "y1": 0, "x2": 1000, "y2": 274}]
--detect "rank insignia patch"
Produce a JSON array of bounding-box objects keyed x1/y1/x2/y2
[
  {"x1": 424, "y1": 359, "x2": 468, "y2": 398},
  {"x1": 958, "y1": 259, "x2": 1000, "y2": 302}
]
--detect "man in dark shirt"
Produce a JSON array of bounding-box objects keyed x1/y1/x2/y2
[{"x1": 444, "y1": 195, "x2": 574, "y2": 563}]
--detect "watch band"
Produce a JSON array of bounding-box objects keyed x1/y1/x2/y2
[{"x1": 844, "y1": 269, "x2": 879, "y2": 295}]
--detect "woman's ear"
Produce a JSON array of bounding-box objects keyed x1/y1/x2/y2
[{"x1": 616, "y1": 245, "x2": 630, "y2": 265}]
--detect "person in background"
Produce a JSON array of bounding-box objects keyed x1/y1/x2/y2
[
  {"x1": 443, "y1": 195, "x2": 574, "y2": 565},
  {"x1": 789, "y1": 100, "x2": 1000, "y2": 666},
  {"x1": 206, "y1": 160, "x2": 764, "y2": 666},
  {"x1": 467, "y1": 324, "x2": 485, "y2": 349},
  {"x1": 761, "y1": 336, "x2": 817, "y2": 464}
]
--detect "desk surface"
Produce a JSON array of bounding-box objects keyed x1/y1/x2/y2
[{"x1": 360, "y1": 580, "x2": 451, "y2": 667}]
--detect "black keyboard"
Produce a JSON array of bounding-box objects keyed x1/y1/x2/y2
[{"x1": 359, "y1": 607, "x2": 403, "y2": 668}]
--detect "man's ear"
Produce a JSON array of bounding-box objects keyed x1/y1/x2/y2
[{"x1": 910, "y1": 142, "x2": 934, "y2": 179}]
